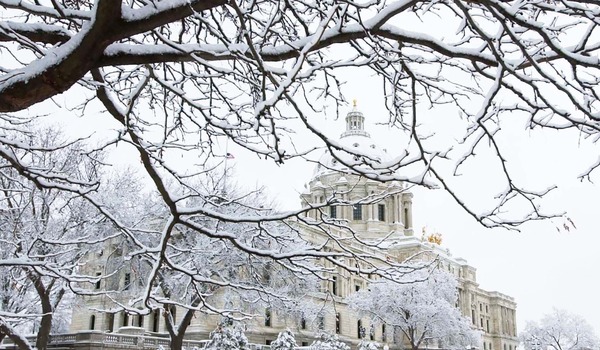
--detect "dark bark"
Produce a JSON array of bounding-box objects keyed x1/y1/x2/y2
[
  {"x1": 29, "y1": 274, "x2": 53, "y2": 350},
  {"x1": 0, "y1": 0, "x2": 122, "y2": 112},
  {"x1": 163, "y1": 300, "x2": 200, "y2": 350}
]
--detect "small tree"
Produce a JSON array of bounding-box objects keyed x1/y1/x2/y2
[
  {"x1": 271, "y1": 329, "x2": 297, "y2": 350},
  {"x1": 203, "y1": 321, "x2": 250, "y2": 350},
  {"x1": 310, "y1": 333, "x2": 351, "y2": 350},
  {"x1": 520, "y1": 309, "x2": 599, "y2": 350}
]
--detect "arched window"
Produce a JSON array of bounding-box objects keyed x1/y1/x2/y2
[{"x1": 89, "y1": 315, "x2": 96, "y2": 330}]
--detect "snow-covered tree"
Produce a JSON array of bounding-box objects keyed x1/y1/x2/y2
[
  {"x1": 203, "y1": 321, "x2": 250, "y2": 350},
  {"x1": 520, "y1": 309, "x2": 599, "y2": 350},
  {"x1": 3, "y1": 0, "x2": 600, "y2": 346},
  {"x1": 347, "y1": 267, "x2": 479, "y2": 350},
  {"x1": 0, "y1": 128, "x2": 113, "y2": 350},
  {"x1": 310, "y1": 333, "x2": 351, "y2": 350},
  {"x1": 270, "y1": 329, "x2": 297, "y2": 350}
]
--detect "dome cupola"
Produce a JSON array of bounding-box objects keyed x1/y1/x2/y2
[{"x1": 341, "y1": 100, "x2": 370, "y2": 139}]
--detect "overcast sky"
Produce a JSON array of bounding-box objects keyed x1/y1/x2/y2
[{"x1": 217, "y1": 75, "x2": 600, "y2": 337}]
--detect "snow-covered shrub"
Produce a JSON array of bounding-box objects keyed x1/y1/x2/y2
[
  {"x1": 270, "y1": 329, "x2": 297, "y2": 350},
  {"x1": 357, "y1": 339, "x2": 381, "y2": 350},
  {"x1": 310, "y1": 333, "x2": 350, "y2": 350},
  {"x1": 204, "y1": 323, "x2": 249, "y2": 350}
]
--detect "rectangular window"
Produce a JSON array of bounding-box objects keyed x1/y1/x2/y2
[
  {"x1": 487, "y1": 319, "x2": 490, "y2": 333},
  {"x1": 330, "y1": 206, "x2": 337, "y2": 218},
  {"x1": 107, "y1": 313, "x2": 115, "y2": 332},
  {"x1": 353, "y1": 205, "x2": 362, "y2": 220},
  {"x1": 357, "y1": 320, "x2": 363, "y2": 338},
  {"x1": 335, "y1": 313, "x2": 341, "y2": 334},
  {"x1": 300, "y1": 317, "x2": 306, "y2": 330},
  {"x1": 318, "y1": 315, "x2": 325, "y2": 330},
  {"x1": 152, "y1": 310, "x2": 160, "y2": 332},
  {"x1": 382, "y1": 324, "x2": 386, "y2": 342},
  {"x1": 378, "y1": 204, "x2": 385, "y2": 221},
  {"x1": 95, "y1": 272, "x2": 101, "y2": 290},
  {"x1": 355, "y1": 284, "x2": 360, "y2": 292},
  {"x1": 265, "y1": 308, "x2": 272, "y2": 327},
  {"x1": 472, "y1": 310, "x2": 476, "y2": 325},
  {"x1": 124, "y1": 273, "x2": 131, "y2": 290}
]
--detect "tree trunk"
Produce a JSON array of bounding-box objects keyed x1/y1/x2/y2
[
  {"x1": 170, "y1": 334, "x2": 185, "y2": 350},
  {"x1": 29, "y1": 274, "x2": 53, "y2": 350}
]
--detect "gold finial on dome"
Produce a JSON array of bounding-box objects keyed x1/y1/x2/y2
[{"x1": 353, "y1": 98, "x2": 357, "y2": 109}]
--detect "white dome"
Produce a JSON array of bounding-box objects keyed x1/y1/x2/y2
[{"x1": 312, "y1": 105, "x2": 388, "y2": 178}]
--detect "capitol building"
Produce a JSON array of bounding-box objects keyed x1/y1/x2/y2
[{"x1": 67, "y1": 105, "x2": 519, "y2": 350}]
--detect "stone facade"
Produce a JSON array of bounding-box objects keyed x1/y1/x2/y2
[{"x1": 68, "y1": 105, "x2": 518, "y2": 350}]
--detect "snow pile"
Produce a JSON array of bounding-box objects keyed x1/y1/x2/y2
[{"x1": 357, "y1": 340, "x2": 381, "y2": 350}]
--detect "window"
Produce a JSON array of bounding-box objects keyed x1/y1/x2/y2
[
  {"x1": 486, "y1": 305, "x2": 489, "y2": 313},
  {"x1": 355, "y1": 284, "x2": 360, "y2": 292},
  {"x1": 89, "y1": 315, "x2": 96, "y2": 330},
  {"x1": 122, "y1": 312, "x2": 129, "y2": 327},
  {"x1": 382, "y1": 324, "x2": 386, "y2": 342},
  {"x1": 369, "y1": 325, "x2": 374, "y2": 340},
  {"x1": 332, "y1": 276, "x2": 338, "y2": 296},
  {"x1": 353, "y1": 204, "x2": 362, "y2": 220},
  {"x1": 152, "y1": 310, "x2": 160, "y2": 332},
  {"x1": 357, "y1": 320, "x2": 363, "y2": 339},
  {"x1": 330, "y1": 206, "x2": 337, "y2": 218},
  {"x1": 302, "y1": 342, "x2": 309, "y2": 347},
  {"x1": 335, "y1": 313, "x2": 341, "y2": 334},
  {"x1": 487, "y1": 319, "x2": 490, "y2": 333},
  {"x1": 263, "y1": 263, "x2": 272, "y2": 284},
  {"x1": 318, "y1": 315, "x2": 325, "y2": 330},
  {"x1": 484, "y1": 343, "x2": 487, "y2": 350},
  {"x1": 95, "y1": 272, "x2": 101, "y2": 290},
  {"x1": 378, "y1": 204, "x2": 385, "y2": 221},
  {"x1": 168, "y1": 305, "x2": 177, "y2": 323},
  {"x1": 471, "y1": 310, "x2": 476, "y2": 324},
  {"x1": 481, "y1": 318, "x2": 484, "y2": 328},
  {"x1": 300, "y1": 317, "x2": 306, "y2": 330},
  {"x1": 404, "y1": 207, "x2": 409, "y2": 227},
  {"x1": 480, "y1": 303, "x2": 483, "y2": 311},
  {"x1": 266, "y1": 340, "x2": 272, "y2": 345},
  {"x1": 123, "y1": 273, "x2": 131, "y2": 290},
  {"x1": 107, "y1": 313, "x2": 115, "y2": 332},
  {"x1": 265, "y1": 308, "x2": 272, "y2": 327}
]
